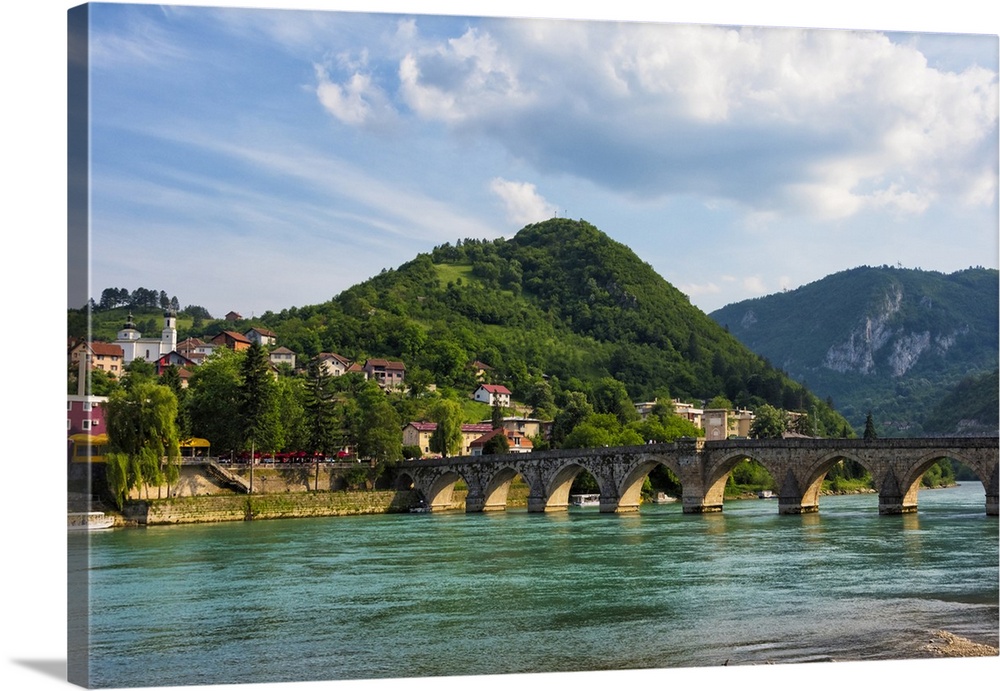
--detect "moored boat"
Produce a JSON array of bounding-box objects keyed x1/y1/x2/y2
[
  {"x1": 570, "y1": 493, "x2": 600, "y2": 507},
  {"x1": 68, "y1": 512, "x2": 115, "y2": 531}
]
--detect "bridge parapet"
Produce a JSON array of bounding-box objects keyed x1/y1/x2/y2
[{"x1": 396, "y1": 437, "x2": 998, "y2": 517}]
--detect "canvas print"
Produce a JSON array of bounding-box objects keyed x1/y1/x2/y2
[{"x1": 66, "y1": 2, "x2": 999, "y2": 689}]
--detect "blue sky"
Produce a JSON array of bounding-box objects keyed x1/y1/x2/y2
[{"x1": 77, "y1": 2, "x2": 999, "y2": 319}]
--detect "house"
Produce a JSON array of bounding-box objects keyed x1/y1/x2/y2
[
  {"x1": 114, "y1": 310, "x2": 177, "y2": 365},
  {"x1": 211, "y1": 330, "x2": 252, "y2": 351},
  {"x1": 364, "y1": 358, "x2": 406, "y2": 390},
  {"x1": 176, "y1": 337, "x2": 216, "y2": 365},
  {"x1": 156, "y1": 351, "x2": 197, "y2": 378},
  {"x1": 68, "y1": 395, "x2": 108, "y2": 435},
  {"x1": 473, "y1": 384, "x2": 512, "y2": 407},
  {"x1": 484, "y1": 416, "x2": 547, "y2": 442},
  {"x1": 402, "y1": 422, "x2": 494, "y2": 457},
  {"x1": 469, "y1": 428, "x2": 534, "y2": 455},
  {"x1": 469, "y1": 360, "x2": 493, "y2": 381},
  {"x1": 317, "y1": 352, "x2": 352, "y2": 377},
  {"x1": 673, "y1": 400, "x2": 704, "y2": 428},
  {"x1": 269, "y1": 346, "x2": 296, "y2": 370},
  {"x1": 224, "y1": 311, "x2": 242, "y2": 322},
  {"x1": 402, "y1": 421, "x2": 439, "y2": 455},
  {"x1": 245, "y1": 326, "x2": 277, "y2": 347},
  {"x1": 70, "y1": 340, "x2": 125, "y2": 379},
  {"x1": 702, "y1": 408, "x2": 754, "y2": 440}
]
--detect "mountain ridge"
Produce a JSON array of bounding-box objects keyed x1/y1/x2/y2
[{"x1": 710, "y1": 265, "x2": 999, "y2": 435}]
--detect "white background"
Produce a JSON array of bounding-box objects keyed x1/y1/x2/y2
[{"x1": 3, "y1": 2, "x2": 998, "y2": 691}]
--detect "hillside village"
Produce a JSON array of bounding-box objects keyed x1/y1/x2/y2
[{"x1": 69, "y1": 307, "x2": 781, "y2": 464}]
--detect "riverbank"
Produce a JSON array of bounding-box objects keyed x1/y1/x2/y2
[
  {"x1": 922, "y1": 630, "x2": 999, "y2": 657},
  {"x1": 121, "y1": 489, "x2": 432, "y2": 525}
]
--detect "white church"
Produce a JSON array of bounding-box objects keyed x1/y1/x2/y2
[{"x1": 115, "y1": 310, "x2": 178, "y2": 365}]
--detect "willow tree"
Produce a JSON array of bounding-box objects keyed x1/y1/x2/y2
[
  {"x1": 429, "y1": 398, "x2": 464, "y2": 457},
  {"x1": 104, "y1": 381, "x2": 181, "y2": 509}
]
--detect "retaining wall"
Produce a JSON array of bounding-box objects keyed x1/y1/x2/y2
[{"x1": 123, "y1": 489, "x2": 432, "y2": 525}]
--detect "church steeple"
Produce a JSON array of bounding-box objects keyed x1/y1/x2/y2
[
  {"x1": 117, "y1": 313, "x2": 139, "y2": 341},
  {"x1": 161, "y1": 309, "x2": 177, "y2": 354}
]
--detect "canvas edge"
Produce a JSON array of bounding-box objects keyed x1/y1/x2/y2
[{"x1": 67, "y1": 3, "x2": 92, "y2": 688}]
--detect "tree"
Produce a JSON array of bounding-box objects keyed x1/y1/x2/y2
[
  {"x1": 239, "y1": 342, "x2": 282, "y2": 452},
  {"x1": 185, "y1": 348, "x2": 243, "y2": 453},
  {"x1": 303, "y1": 356, "x2": 338, "y2": 469},
  {"x1": 481, "y1": 431, "x2": 510, "y2": 455},
  {"x1": 159, "y1": 365, "x2": 190, "y2": 439},
  {"x1": 355, "y1": 383, "x2": 402, "y2": 463},
  {"x1": 121, "y1": 358, "x2": 156, "y2": 391},
  {"x1": 490, "y1": 399, "x2": 505, "y2": 430},
  {"x1": 551, "y1": 391, "x2": 594, "y2": 446},
  {"x1": 706, "y1": 395, "x2": 734, "y2": 410},
  {"x1": 750, "y1": 404, "x2": 787, "y2": 439},
  {"x1": 524, "y1": 378, "x2": 556, "y2": 419},
  {"x1": 592, "y1": 377, "x2": 639, "y2": 426},
  {"x1": 863, "y1": 412, "x2": 878, "y2": 441},
  {"x1": 429, "y1": 398, "x2": 464, "y2": 457},
  {"x1": 104, "y1": 381, "x2": 180, "y2": 509}
]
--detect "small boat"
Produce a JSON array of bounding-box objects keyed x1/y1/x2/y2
[
  {"x1": 757, "y1": 490, "x2": 776, "y2": 499},
  {"x1": 68, "y1": 512, "x2": 115, "y2": 531},
  {"x1": 570, "y1": 493, "x2": 600, "y2": 507}
]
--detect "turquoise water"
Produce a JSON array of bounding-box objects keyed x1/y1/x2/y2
[{"x1": 71, "y1": 483, "x2": 998, "y2": 688}]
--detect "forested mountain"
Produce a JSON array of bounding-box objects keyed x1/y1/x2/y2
[
  {"x1": 922, "y1": 369, "x2": 999, "y2": 437},
  {"x1": 709, "y1": 266, "x2": 999, "y2": 436}
]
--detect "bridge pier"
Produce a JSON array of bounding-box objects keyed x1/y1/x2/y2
[
  {"x1": 777, "y1": 498, "x2": 819, "y2": 515},
  {"x1": 681, "y1": 496, "x2": 723, "y2": 513},
  {"x1": 527, "y1": 494, "x2": 563, "y2": 512}
]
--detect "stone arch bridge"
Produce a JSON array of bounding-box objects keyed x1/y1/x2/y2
[{"x1": 397, "y1": 437, "x2": 999, "y2": 516}]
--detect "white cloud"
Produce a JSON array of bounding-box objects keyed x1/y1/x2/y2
[
  {"x1": 373, "y1": 20, "x2": 998, "y2": 223},
  {"x1": 398, "y1": 27, "x2": 532, "y2": 124},
  {"x1": 742, "y1": 276, "x2": 768, "y2": 294},
  {"x1": 679, "y1": 281, "x2": 722, "y2": 299},
  {"x1": 490, "y1": 178, "x2": 559, "y2": 226}
]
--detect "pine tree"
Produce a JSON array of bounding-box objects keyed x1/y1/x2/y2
[
  {"x1": 304, "y1": 357, "x2": 338, "y2": 455},
  {"x1": 238, "y1": 342, "x2": 281, "y2": 453},
  {"x1": 863, "y1": 412, "x2": 878, "y2": 441}
]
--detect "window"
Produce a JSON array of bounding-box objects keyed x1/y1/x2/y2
[
  {"x1": 82, "y1": 420, "x2": 91, "y2": 431},
  {"x1": 83, "y1": 401, "x2": 92, "y2": 411}
]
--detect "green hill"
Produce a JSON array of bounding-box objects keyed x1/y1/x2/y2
[
  {"x1": 74, "y1": 219, "x2": 852, "y2": 436},
  {"x1": 248, "y1": 218, "x2": 846, "y2": 432},
  {"x1": 709, "y1": 266, "x2": 999, "y2": 435}
]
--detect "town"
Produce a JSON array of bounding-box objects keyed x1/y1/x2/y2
[{"x1": 69, "y1": 307, "x2": 781, "y2": 465}]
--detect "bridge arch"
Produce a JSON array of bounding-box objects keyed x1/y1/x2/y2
[
  {"x1": 615, "y1": 455, "x2": 685, "y2": 513},
  {"x1": 792, "y1": 451, "x2": 875, "y2": 514},
  {"x1": 884, "y1": 449, "x2": 995, "y2": 514},
  {"x1": 699, "y1": 452, "x2": 775, "y2": 512},
  {"x1": 477, "y1": 466, "x2": 523, "y2": 512},
  {"x1": 540, "y1": 462, "x2": 597, "y2": 512},
  {"x1": 423, "y1": 469, "x2": 466, "y2": 512}
]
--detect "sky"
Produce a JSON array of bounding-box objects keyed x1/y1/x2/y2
[{"x1": 73, "y1": 0, "x2": 999, "y2": 320}]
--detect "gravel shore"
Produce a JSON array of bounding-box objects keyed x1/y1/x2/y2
[{"x1": 921, "y1": 630, "x2": 999, "y2": 658}]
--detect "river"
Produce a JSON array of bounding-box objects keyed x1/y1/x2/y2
[{"x1": 70, "y1": 482, "x2": 998, "y2": 688}]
